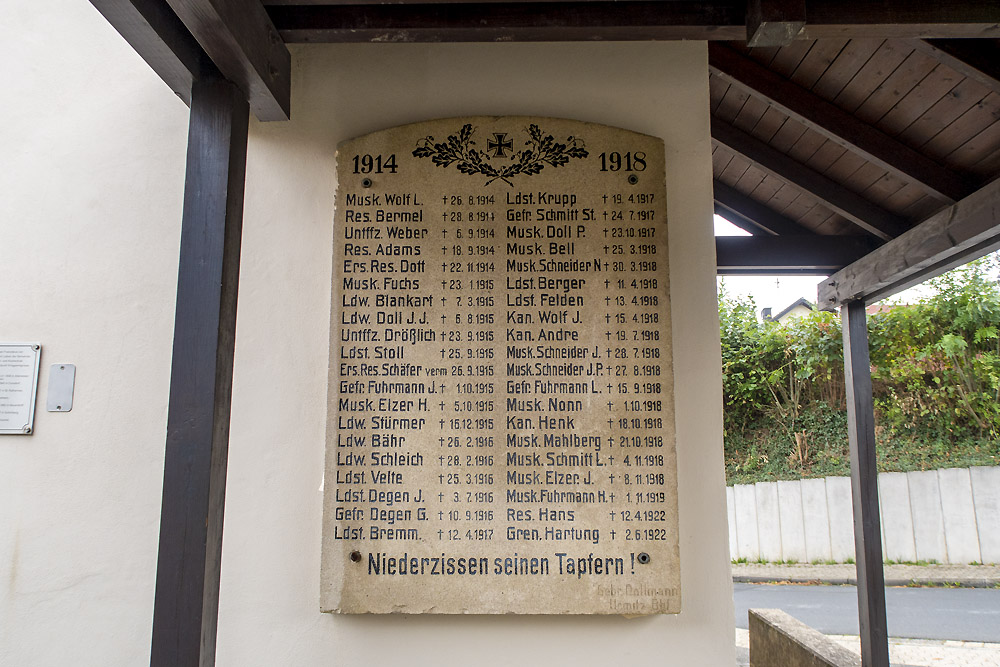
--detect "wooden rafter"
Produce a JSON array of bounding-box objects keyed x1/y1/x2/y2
[
  {"x1": 819, "y1": 177, "x2": 1000, "y2": 307},
  {"x1": 712, "y1": 119, "x2": 909, "y2": 241},
  {"x1": 709, "y1": 43, "x2": 975, "y2": 203},
  {"x1": 165, "y1": 0, "x2": 291, "y2": 120},
  {"x1": 89, "y1": 0, "x2": 204, "y2": 105},
  {"x1": 913, "y1": 39, "x2": 1000, "y2": 96},
  {"x1": 716, "y1": 235, "x2": 876, "y2": 274},
  {"x1": 803, "y1": 2, "x2": 1000, "y2": 39},
  {"x1": 713, "y1": 180, "x2": 813, "y2": 236}
]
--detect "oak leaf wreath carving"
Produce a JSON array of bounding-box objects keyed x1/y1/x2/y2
[{"x1": 412, "y1": 124, "x2": 588, "y2": 186}]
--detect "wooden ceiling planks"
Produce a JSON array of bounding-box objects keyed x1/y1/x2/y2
[
  {"x1": 857, "y1": 170, "x2": 910, "y2": 212},
  {"x1": 748, "y1": 173, "x2": 787, "y2": 204},
  {"x1": 708, "y1": 31, "x2": 1000, "y2": 252},
  {"x1": 765, "y1": 39, "x2": 814, "y2": 77},
  {"x1": 732, "y1": 95, "x2": 772, "y2": 134},
  {"x1": 784, "y1": 126, "x2": 830, "y2": 166},
  {"x1": 900, "y1": 76, "x2": 993, "y2": 149},
  {"x1": 852, "y1": 48, "x2": 938, "y2": 127},
  {"x1": 951, "y1": 121, "x2": 1000, "y2": 176},
  {"x1": 733, "y1": 163, "x2": 770, "y2": 195},
  {"x1": 900, "y1": 192, "x2": 949, "y2": 222},
  {"x1": 923, "y1": 92, "x2": 1000, "y2": 164},
  {"x1": 831, "y1": 39, "x2": 913, "y2": 113},
  {"x1": 709, "y1": 77, "x2": 730, "y2": 113},
  {"x1": 709, "y1": 42, "x2": 971, "y2": 201},
  {"x1": 805, "y1": 138, "x2": 849, "y2": 173},
  {"x1": 714, "y1": 82, "x2": 755, "y2": 124},
  {"x1": 811, "y1": 38, "x2": 884, "y2": 100},
  {"x1": 914, "y1": 39, "x2": 1000, "y2": 96},
  {"x1": 719, "y1": 152, "x2": 756, "y2": 185},
  {"x1": 823, "y1": 148, "x2": 870, "y2": 187},
  {"x1": 787, "y1": 38, "x2": 848, "y2": 88},
  {"x1": 877, "y1": 63, "x2": 964, "y2": 137},
  {"x1": 748, "y1": 106, "x2": 789, "y2": 143}
]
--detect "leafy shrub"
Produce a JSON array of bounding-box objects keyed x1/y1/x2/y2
[{"x1": 719, "y1": 255, "x2": 1000, "y2": 484}]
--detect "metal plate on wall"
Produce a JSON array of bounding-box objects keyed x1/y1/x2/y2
[
  {"x1": 47, "y1": 364, "x2": 76, "y2": 412},
  {"x1": 0, "y1": 343, "x2": 42, "y2": 435}
]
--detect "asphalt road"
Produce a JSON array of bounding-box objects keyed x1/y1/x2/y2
[{"x1": 734, "y1": 583, "x2": 1000, "y2": 642}]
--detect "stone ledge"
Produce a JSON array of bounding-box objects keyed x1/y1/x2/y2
[{"x1": 749, "y1": 608, "x2": 861, "y2": 667}]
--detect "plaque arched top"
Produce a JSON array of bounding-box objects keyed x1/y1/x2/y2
[{"x1": 337, "y1": 116, "x2": 665, "y2": 190}]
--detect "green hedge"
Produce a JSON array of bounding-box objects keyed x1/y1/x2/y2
[{"x1": 720, "y1": 256, "x2": 1000, "y2": 485}]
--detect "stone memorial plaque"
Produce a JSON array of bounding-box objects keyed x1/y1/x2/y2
[
  {"x1": 0, "y1": 343, "x2": 41, "y2": 435},
  {"x1": 322, "y1": 117, "x2": 679, "y2": 614}
]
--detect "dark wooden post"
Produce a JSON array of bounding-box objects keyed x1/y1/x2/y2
[
  {"x1": 841, "y1": 300, "x2": 890, "y2": 667},
  {"x1": 150, "y1": 67, "x2": 249, "y2": 667}
]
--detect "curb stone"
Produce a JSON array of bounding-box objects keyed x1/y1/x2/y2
[{"x1": 732, "y1": 563, "x2": 1000, "y2": 588}]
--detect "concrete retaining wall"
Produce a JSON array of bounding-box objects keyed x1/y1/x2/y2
[
  {"x1": 749, "y1": 609, "x2": 860, "y2": 667},
  {"x1": 728, "y1": 466, "x2": 1000, "y2": 564}
]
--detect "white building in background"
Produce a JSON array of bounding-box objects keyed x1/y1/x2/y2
[{"x1": 762, "y1": 297, "x2": 816, "y2": 324}]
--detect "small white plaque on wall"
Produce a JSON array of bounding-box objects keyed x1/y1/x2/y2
[{"x1": 0, "y1": 343, "x2": 42, "y2": 435}]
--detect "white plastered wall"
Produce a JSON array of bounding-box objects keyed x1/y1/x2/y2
[
  {"x1": 2, "y1": 3, "x2": 733, "y2": 664},
  {"x1": 1, "y1": 2, "x2": 188, "y2": 665}
]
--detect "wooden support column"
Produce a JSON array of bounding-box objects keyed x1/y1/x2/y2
[
  {"x1": 150, "y1": 67, "x2": 249, "y2": 667},
  {"x1": 841, "y1": 300, "x2": 890, "y2": 667}
]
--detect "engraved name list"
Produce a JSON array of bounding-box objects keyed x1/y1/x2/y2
[{"x1": 321, "y1": 117, "x2": 680, "y2": 615}]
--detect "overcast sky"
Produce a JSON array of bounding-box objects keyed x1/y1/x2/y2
[
  {"x1": 713, "y1": 215, "x2": 829, "y2": 315},
  {"x1": 712, "y1": 216, "x2": 953, "y2": 317}
]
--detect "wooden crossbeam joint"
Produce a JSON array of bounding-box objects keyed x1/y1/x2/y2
[
  {"x1": 89, "y1": 0, "x2": 205, "y2": 106},
  {"x1": 165, "y1": 0, "x2": 291, "y2": 121},
  {"x1": 746, "y1": 0, "x2": 806, "y2": 47},
  {"x1": 818, "y1": 177, "x2": 1000, "y2": 307}
]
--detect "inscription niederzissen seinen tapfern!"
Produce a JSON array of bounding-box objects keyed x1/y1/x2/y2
[{"x1": 412, "y1": 123, "x2": 588, "y2": 186}]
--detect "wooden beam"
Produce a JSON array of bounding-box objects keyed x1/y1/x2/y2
[
  {"x1": 819, "y1": 177, "x2": 1000, "y2": 307},
  {"x1": 709, "y1": 43, "x2": 974, "y2": 203},
  {"x1": 165, "y1": 0, "x2": 291, "y2": 121},
  {"x1": 841, "y1": 300, "x2": 891, "y2": 667},
  {"x1": 265, "y1": 2, "x2": 748, "y2": 42},
  {"x1": 264, "y1": 1, "x2": 1000, "y2": 42},
  {"x1": 913, "y1": 39, "x2": 1000, "y2": 96},
  {"x1": 89, "y1": 0, "x2": 204, "y2": 105},
  {"x1": 716, "y1": 235, "x2": 876, "y2": 274},
  {"x1": 714, "y1": 180, "x2": 814, "y2": 236},
  {"x1": 150, "y1": 69, "x2": 248, "y2": 667},
  {"x1": 803, "y1": 1, "x2": 1000, "y2": 39},
  {"x1": 712, "y1": 118, "x2": 909, "y2": 241},
  {"x1": 746, "y1": 0, "x2": 805, "y2": 47}
]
